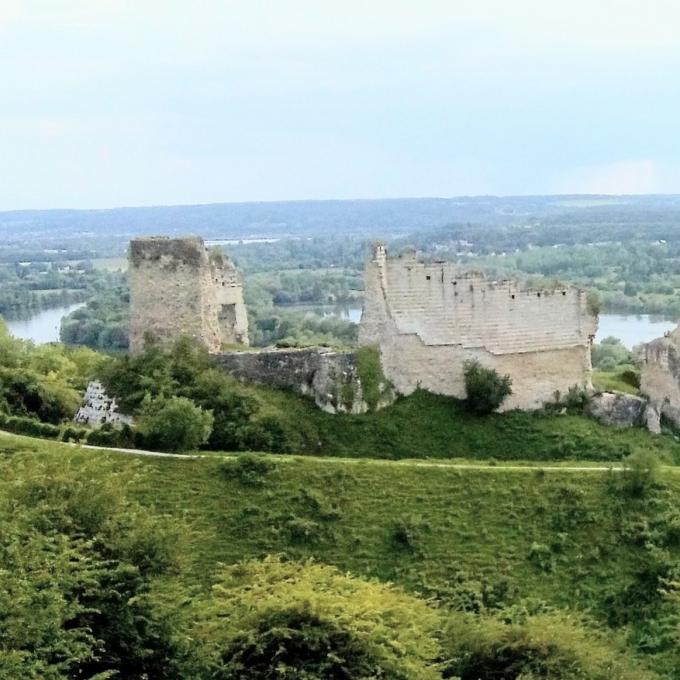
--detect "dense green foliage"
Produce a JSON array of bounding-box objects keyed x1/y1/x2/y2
[
  {"x1": 442, "y1": 612, "x2": 657, "y2": 679},
  {"x1": 0, "y1": 451, "x2": 182, "y2": 679},
  {"x1": 137, "y1": 395, "x2": 214, "y2": 452},
  {"x1": 189, "y1": 557, "x2": 442, "y2": 679},
  {"x1": 0, "y1": 319, "x2": 100, "y2": 424},
  {"x1": 0, "y1": 435, "x2": 677, "y2": 677},
  {"x1": 463, "y1": 361, "x2": 513, "y2": 414}
]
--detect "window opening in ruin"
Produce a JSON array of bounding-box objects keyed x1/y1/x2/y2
[
  {"x1": 537, "y1": 292, "x2": 541, "y2": 297},
  {"x1": 511, "y1": 294, "x2": 515, "y2": 299},
  {"x1": 562, "y1": 291, "x2": 566, "y2": 296},
  {"x1": 426, "y1": 275, "x2": 431, "y2": 280}
]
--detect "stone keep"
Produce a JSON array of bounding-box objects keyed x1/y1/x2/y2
[
  {"x1": 358, "y1": 244, "x2": 598, "y2": 410},
  {"x1": 129, "y1": 236, "x2": 249, "y2": 354}
]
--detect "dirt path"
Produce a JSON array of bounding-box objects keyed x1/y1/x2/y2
[{"x1": 0, "y1": 429, "x2": 650, "y2": 473}]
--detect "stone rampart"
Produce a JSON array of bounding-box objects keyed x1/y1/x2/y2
[
  {"x1": 359, "y1": 245, "x2": 597, "y2": 410},
  {"x1": 214, "y1": 348, "x2": 392, "y2": 414},
  {"x1": 640, "y1": 328, "x2": 680, "y2": 432}
]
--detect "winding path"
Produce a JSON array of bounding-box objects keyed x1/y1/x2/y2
[{"x1": 0, "y1": 429, "x2": 656, "y2": 473}]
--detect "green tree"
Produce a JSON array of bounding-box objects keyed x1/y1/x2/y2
[
  {"x1": 138, "y1": 395, "x2": 214, "y2": 452},
  {"x1": 463, "y1": 360, "x2": 513, "y2": 415}
]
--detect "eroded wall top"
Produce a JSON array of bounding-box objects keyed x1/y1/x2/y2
[{"x1": 360, "y1": 245, "x2": 597, "y2": 355}]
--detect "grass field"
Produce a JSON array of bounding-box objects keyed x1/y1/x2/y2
[
  {"x1": 4, "y1": 428, "x2": 680, "y2": 674},
  {"x1": 1, "y1": 430, "x2": 676, "y2": 609}
]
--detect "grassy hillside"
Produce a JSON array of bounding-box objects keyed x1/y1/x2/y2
[
  {"x1": 250, "y1": 388, "x2": 680, "y2": 463},
  {"x1": 3, "y1": 430, "x2": 680, "y2": 675}
]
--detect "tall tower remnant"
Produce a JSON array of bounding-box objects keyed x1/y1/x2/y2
[{"x1": 128, "y1": 235, "x2": 249, "y2": 354}]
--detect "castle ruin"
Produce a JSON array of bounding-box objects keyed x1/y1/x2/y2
[
  {"x1": 129, "y1": 236, "x2": 249, "y2": 354},
  {"x1": 639, "y1": 328, "x2": 680, "y2": 432},
  {"x1": 358, "y1": 244, "x2": 598, "y2": 410}
]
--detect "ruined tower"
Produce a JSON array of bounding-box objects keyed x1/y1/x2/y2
[
  {"x1": 128, "y1": 236, "x2": 249, "y2": 354},
  {"x1": 359, "y1": 244, "x2": 598, "y2": 411}
]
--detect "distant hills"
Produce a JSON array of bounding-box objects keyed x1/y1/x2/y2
[{"x1": 4, "y1": 194, "x2": 680, "y2": 242}]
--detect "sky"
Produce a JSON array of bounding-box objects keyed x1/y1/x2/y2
[{"x1": 1, "y1": 0, "x2": 680, "y2": 210}]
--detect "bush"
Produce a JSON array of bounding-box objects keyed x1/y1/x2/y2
[
  {"x1": 463, "y1": 361, "x2": 513, "y2": 415},
  {"x1": 0, "y1": 452, "x2": 183, "y2": 679},
  {"x1": 220, "y1": 454, "x2": 275, "y2": 486},
  {"x1": 137, "y1": 396, "x2": 213, "y2": 452},
  {"x1": 619, "y1": 450, "x2": 661, "y2": 498},
  {"x1": 442, "y1": 611, "x2": 660, "y2": 680},
  {"x1": 185, "y1": 557, "x2": 442, "y2": 680},
  {"x1": 2, "y1": 415, "x2": 61, "y2": 439},
  {"x1": 61, "y1": 426, "x2": 87, "y2": 443}
]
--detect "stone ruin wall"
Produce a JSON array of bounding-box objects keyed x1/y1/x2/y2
[
  {"x1": 359, "y1": 245, "x2": 598, "y2": 411},
  {"x1": 129, "y1": 236, "x2": 248, "y2": 354},
  {"x1": 639, "y1": 328, "x2": 680, "y2": 432},
  {"x1": 215, "y1": 348, "x2": 391, "y2": 414}
]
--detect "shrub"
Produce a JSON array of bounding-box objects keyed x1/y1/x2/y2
[
  {"x1": 391, "y1": 516, "x2": 429, "y2": 554},
  {"x1": 61, "y1": 426, "x2": 87, "y2": 443},
  {"x1": 238, "y1": 416, "x2": 290, "y2": 452},
  {"x1": 0, "y1": 452, "x2": 183, "y2": 679},
  {"x1": 356, "y1": 345, "x2": 392, "y2": 411},
  {"x1": 137, "y1": 396, "x2": 213, "y2": 452},
  {"x1": 185, "y1": 557, "x2": 442, "y2": 680},
  {"x1": 463, "y1": 361, "x2": 513, "y2": 415},
  {"x1": 620, "y1": 450, "x2": 661, "y2": 498},
  {"x1": 220, "y1": 454, "x2": 275, "y2": 486},
  {"x1": 620, "y1": 369, "x2": 641, "y2": 389},
  {"x1": 3, "y1": 415, "x2": 61, "y2": 439},
  {"x1": 442, "y1": 611, "x2": 660, "y2": 680}
]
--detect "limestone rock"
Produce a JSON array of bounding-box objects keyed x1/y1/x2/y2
[
  {"x1": 74, "y1": 381, "x2": 133, "y2": 428},
  {"x1": 586, "y1": 391, "x2": 647, "y2": 429},
  {"x1": 214, "y1": 348, "x2": 394, "y2": 414}
]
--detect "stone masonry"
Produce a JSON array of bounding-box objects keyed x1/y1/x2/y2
[
  {"x1": 639, "y1": 327, "x2": 680, "y2": 432},
  {"x1": 129, "y1": 236, "x2": 249, "y2": 354},
  {"x1": 358, "y1": 244, "x2": 598, "y2": 411},
  {"x1": 215, "y1": 348, "x2": 392, "y2": 414}
]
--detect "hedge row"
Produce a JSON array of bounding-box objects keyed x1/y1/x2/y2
[{"x1": 0, "y1": 412, "x2": 135, "y2": 448}]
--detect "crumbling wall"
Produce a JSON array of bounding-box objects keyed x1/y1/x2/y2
[
  {"x1": 129, "y1": 236, "x2": 248, "y2": 353},
  {"x1": 214, "y1": 348, "x2": 393, "y2": 414},
  {"x1": 359, "y1": 245, "x2": 597, "y2": 410},
  {"x1": 640, "y1": 329, "x2": 680, "y2": 432}
]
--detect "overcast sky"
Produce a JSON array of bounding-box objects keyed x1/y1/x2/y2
[{"x1": 1, "y1": 0, "x2": 680, "y2": 210}]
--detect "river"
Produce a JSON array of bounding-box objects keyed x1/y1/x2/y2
[
  {"x1": 596, "y1": 314, "x2": 677, "y2": 348},
  {"x1": 5, "y1": 304, "x2": 677, "y2": 349},
  {"x1": 5, "y1": 303, "x2": 86, "y2": 344},
  {"x1": 281, "y1": 306, "x2": 677, "y2": 349}
]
